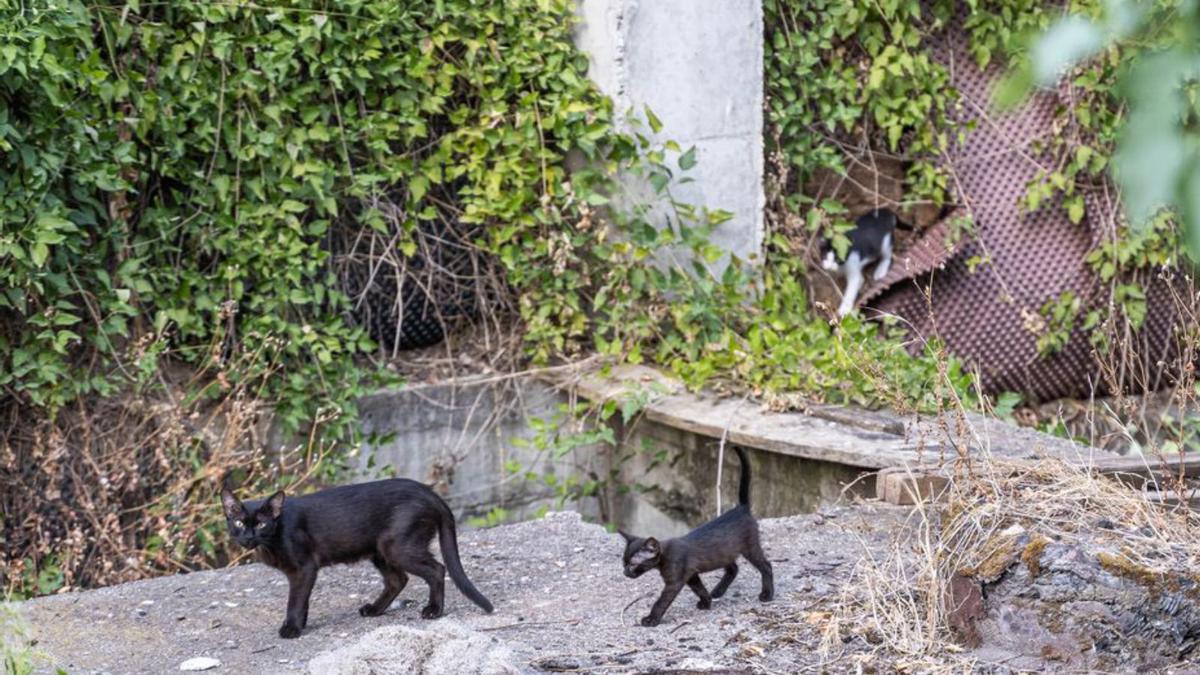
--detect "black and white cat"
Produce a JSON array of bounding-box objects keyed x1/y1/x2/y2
[{"x1": 821, "y1": 208, "x2": 906, "y2": 317}]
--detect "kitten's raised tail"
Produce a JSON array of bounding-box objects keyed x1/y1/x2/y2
[
  {"x1": 735, "y1": 446, "x2": 752, "y2": 507},
  {"x1": 436, "y1": 504, "x2": 495, "y2": 613}
]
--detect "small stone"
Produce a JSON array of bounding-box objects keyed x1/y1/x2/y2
[
  {"x1": 222, "y1": 602, "x2": 239, "y2": 608},
  {"x1": 999, "y1": 523, "x2": 1025, "y2": 537},
  {"x1": 534, "y1": 657, "x2": 581, "y2": 670},
  {"x1": 179, "y1": 657, "x2": 220, "y2": 671},
  {"x1": 140, "y1": 600, "x2": 155, "y2": 606}
]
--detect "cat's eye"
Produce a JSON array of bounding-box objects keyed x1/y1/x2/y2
[
  {"x1": 234, "y1": 520, "x2": 244, "y2": 529},
  {"x1": 255, "y1": 521, "x2": 268, "y2": 529}
]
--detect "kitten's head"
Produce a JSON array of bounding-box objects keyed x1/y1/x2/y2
[
  {"x1": 618, "y1": 530, "x2": 661, "y2": 578},
  {"x1": 221, "y1": 488, "x2": 286, "y2": 549}
]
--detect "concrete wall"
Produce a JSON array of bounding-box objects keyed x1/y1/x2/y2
[
  {"x1": 574, "y1": 0, "x2": 764, "y2": 270},
  {"x1": 611, "y1": 420, "x2": 874, "y2": 538},
  {"x1": 354, "y1": 379, "x2": 607, "y2": 524},
  {"x1": 354, "y1": 378, "x2": 868, "y2": 534}
]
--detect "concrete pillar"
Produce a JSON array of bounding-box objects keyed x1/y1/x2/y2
[{"x1": 575, "y1": 0, "x2": 764, "y2": 270}]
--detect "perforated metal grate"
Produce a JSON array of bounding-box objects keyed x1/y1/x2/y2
[{"x1": 862, "y1": 11, "x2": 1185, "y2": 402}]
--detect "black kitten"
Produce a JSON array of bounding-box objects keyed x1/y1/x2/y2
[
  {"x1": 820, "y1": 208, "x2": 910, "y2": 317},
  {"x1": 619, "y1": 447, "x2": 774, "y2": 627},
  {"x1": 221, "y1": 478, "x2": 494, "y2": 639}
]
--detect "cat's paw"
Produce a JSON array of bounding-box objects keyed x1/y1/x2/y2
[
  {"x1": 639, "y1": 615, "x2": 661, "y2": 627},
  {"x1": 420, "y1": 604, "x2": 444, "y2": 620},
  {"x1": 279, "y1": 623, "x2": 302, "y2": 639},
  {"x1": 759, "y1": 589, "x2": 774, "y2": 602},
  {"x1": 696, "y1": 599, "x2": 712, "y2": 610},
  {"x1": 710, "y1": 589, "x2": 726, "y2": 599},
  {"x1": 359, "y1": 603, "x2": 385, "y2": 617}
]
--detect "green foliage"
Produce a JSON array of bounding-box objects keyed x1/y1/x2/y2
[
  {"x1": 0, "y1": 605, "x2": 56, "y2": 675},
  {"x1": 763, "y1": 0, "x2": 955, "y2": 210},
  {"x1": 658, "y1": 245, "x2": 977, "y2": 409},
  {"x1": 764, "y1": 0, "x2": 1194, "y2": 378},
  {"x1": 0, "y1": 0, "x2": 636, "y2": 425},
  {"x1": 999, "y1": 0, "x2": 1199, "y2": 258},
  {"x1": 466, "y1": 506, "x2": 514, "y2": 529},
  {"x1": 1035, "y1": 290, "x2": 1084, "y2": 356}
]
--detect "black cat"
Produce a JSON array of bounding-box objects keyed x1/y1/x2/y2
[
  {"x1": 221, "y1": 478, "x2": 494, "y2": 639},
  {"x1": 619, "y1": 447, "x2": 774, "y2": 627}
]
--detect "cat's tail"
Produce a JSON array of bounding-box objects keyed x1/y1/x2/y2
[
  {"x1": 735, "y1": 446, "x2": 752, "y2": 507},
  {"x1": 436, "y1": 504, "x2": 495, "y2": 613}
]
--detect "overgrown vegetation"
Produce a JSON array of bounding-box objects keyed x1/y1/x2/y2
[
  {"x1": 5, "y1": 0, "x2": 1195, "y2": 601},
  {"x1": 0, "y1": 0, "x2": 650, "y2": 598}
]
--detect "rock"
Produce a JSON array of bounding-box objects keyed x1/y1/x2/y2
[
  {"x1": 179, "y1": 656, "x2": 221, "y2": 671},
  {"x1": 945, "y1": 573, "x2": 984, "y2": 647},
  {"x1": 533, "y1": 656, "x2": 582, "y2": 671},
  {"x1": 306, "y1": 621, "x2": 519, "y2": 675},
  {"x1": 970, "y1": 540, "x2": 1200, "y2": 670}
]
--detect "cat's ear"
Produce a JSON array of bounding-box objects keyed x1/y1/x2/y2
[
  {"x1": 617, "y1": 530, "x2": 636, "y2": 543},
  {"x1": 221, "y1": 489, "x2": 245, "y2": 520},
  {"x1": 265, "y1": 491, "x2": 286, "y2": 519},
  {"x1": 644, "y1": 537, "x2": 660, "y2": 554}
]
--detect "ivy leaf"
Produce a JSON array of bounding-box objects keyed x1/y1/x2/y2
[
  {"x1": 31, "y1": 242, "x2": 49, "y2": 267},
  {"x1": 1067, "y1": 196, "x2": 1085, "y2": 224},
  {"x1": 644, "y1": 105, "x2": 663, "y2": 134},
  {"x1": 678, "y1": 146, "x2": 696, "y2": 170}
]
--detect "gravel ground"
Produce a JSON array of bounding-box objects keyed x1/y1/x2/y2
[{"x1": 16, "y1": 506, "x2": 908, "y2": 674}]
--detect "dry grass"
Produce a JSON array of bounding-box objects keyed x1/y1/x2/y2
[
  {"x1": 820, "y1": 452, "x2": 1200, "y2": 664},
  {"x1": 0, "y1": 337, "x2": 342, "y2": 598}
]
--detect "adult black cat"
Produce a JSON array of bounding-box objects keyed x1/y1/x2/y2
[
  {"x1": 619, "y1": 447, "x2": 774, "y2": 627},
  {"x1": 221, "y1": 478, "x2": 494, "y2": 639}
]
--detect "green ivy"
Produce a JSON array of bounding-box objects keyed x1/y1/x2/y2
[
  {"x1": 764, "y1": 0, "x2": 956, "y2": 212},
  {"x1": 0, "y1": 0, "x2": 640, "y2": 428}
]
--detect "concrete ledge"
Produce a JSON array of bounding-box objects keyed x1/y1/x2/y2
[{"x1": 542, "y1": 363, "x2": 1115, "y2": 472}]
